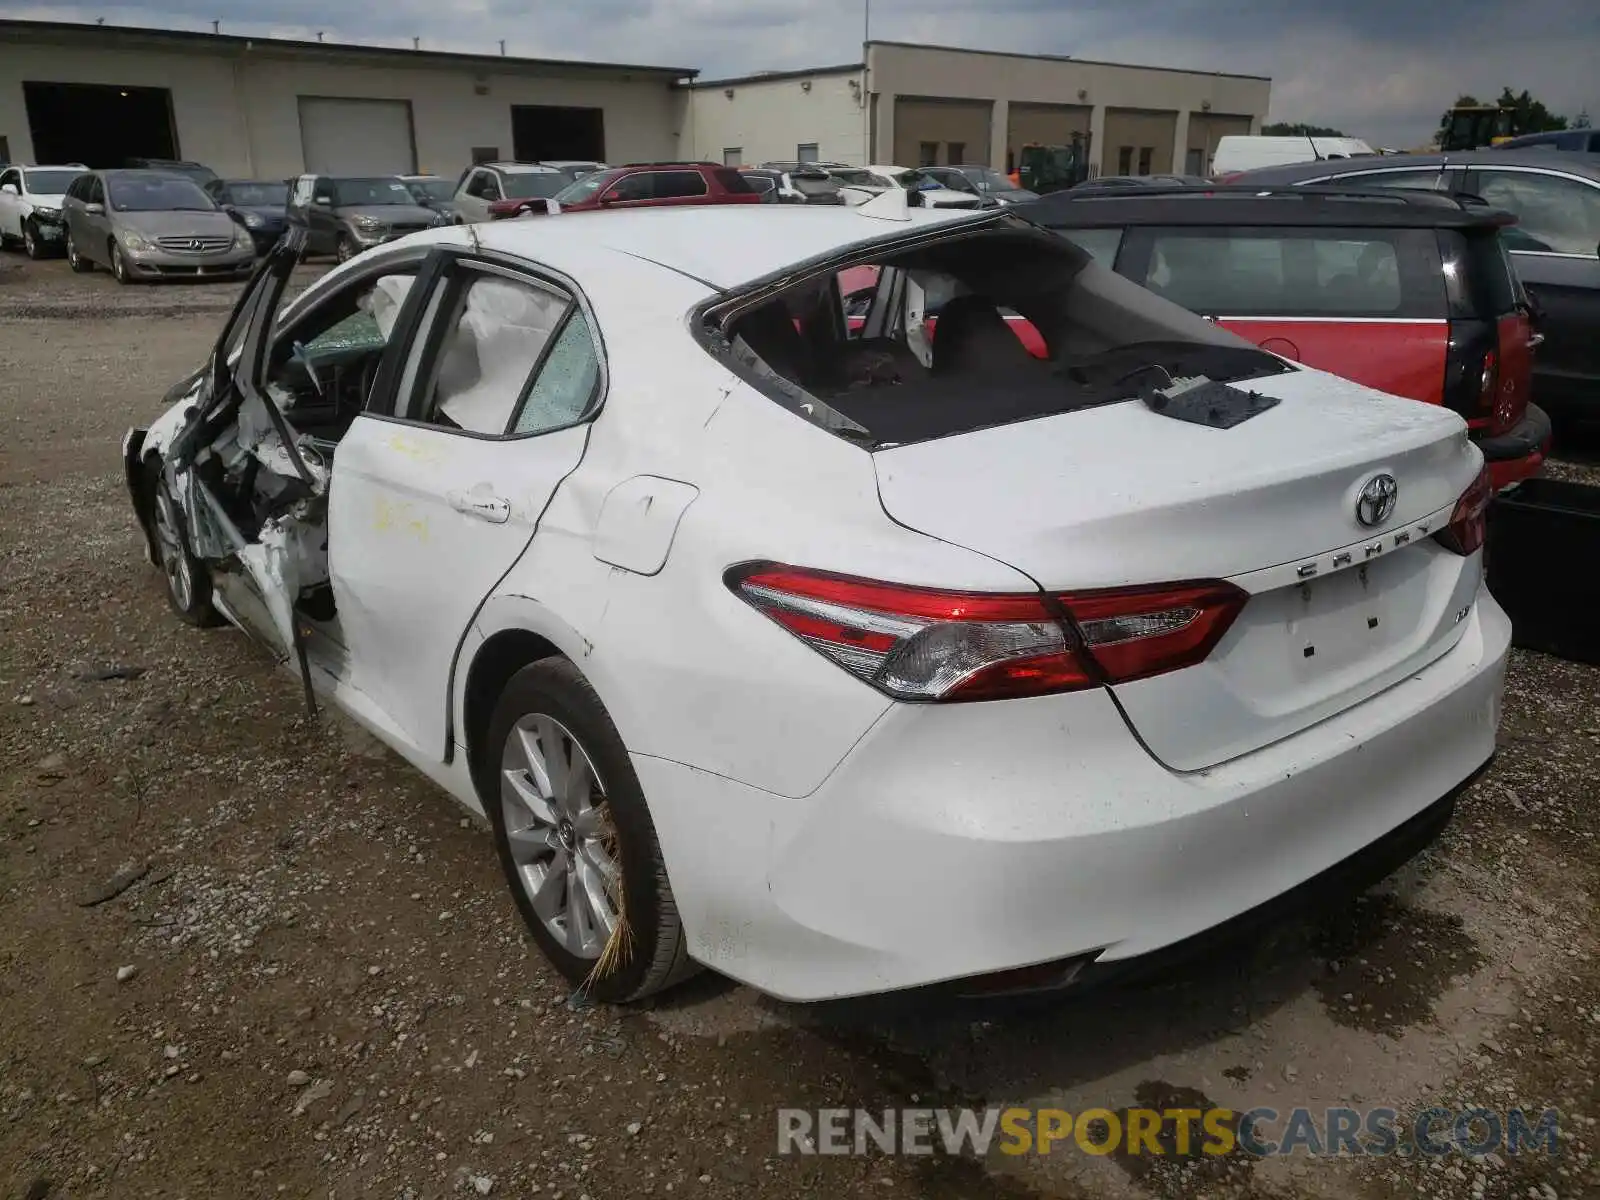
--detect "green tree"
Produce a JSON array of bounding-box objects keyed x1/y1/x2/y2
[
  {"x1": 1262, "y1": 121, "x2": 1346, "y2": 137},
  {"x1": 1438, "y1": 89, "x2": 1568, "y2": 141}
]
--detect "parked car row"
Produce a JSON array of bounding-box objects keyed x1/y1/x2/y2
[{"x1": 6, "y1": 146, "x2": 1595, "y2": 443}]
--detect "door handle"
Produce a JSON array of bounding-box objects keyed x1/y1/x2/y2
[
  {"x1": 449, "y1": 491, "x2": 510, "y2": 523},
  {"x1": 1528, "y1": 332, "x2": 1546, "y2": 348}
]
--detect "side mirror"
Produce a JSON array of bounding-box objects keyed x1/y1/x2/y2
[
  {"x1": 0, "y1": 183, "x2": 16, "y2": 196},
  {"x1": 85, "y1": 202, "x2": 105, "y2": 215}
]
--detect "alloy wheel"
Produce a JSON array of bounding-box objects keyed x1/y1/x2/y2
[
  {"x1": 152, "y1": 483, "x2": 194, "y2": 611},
  {"x1": 499, "y1": 713, "x2": 621, "y2": 960},
  {"x1": 23, "y1": 225, "x2": 37, "y2": 258}
]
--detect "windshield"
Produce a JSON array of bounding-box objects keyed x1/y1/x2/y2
[
  {"x1": 405, "y1": 178, "x2": 455, "y2": 202},
  {"x1": 228, "y1": 181, "x2": 288, "y2": 206},
  {"x1": 554, "y1": 172, "x2": 618, "y2": 204},
  {"x1": 830, "y1": 168, "x2": 896, "y2": 189},
  {"x1": 503, "y1": 172, "x2": 569, "y2": 200},
  {"x1": 966, "y1": 167, "x2": 1019, "y2": 192},
  {"x1": 332, "y1": 178, "x2": 417, "y2": 206},
  {"x1": 108, "y1": 176, "x2": 216, "y2": 212},
  {"x1": 792, "y1": 175, "x2": 841, "y2": 198},
  {"x1": 25, "y1": 169, "x2": 82, "y2": 195}
]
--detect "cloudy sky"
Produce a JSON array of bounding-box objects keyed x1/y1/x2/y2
[{"x1": 3, "y1": 0, "x2": 1595, "y2": 147}]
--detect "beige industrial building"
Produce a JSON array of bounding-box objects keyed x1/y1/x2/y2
[
  {"x1": 685, "y1": 42, "x2": 1271, "y2": 177},
  {"x1": 0, "y1": 20, "x2": 690, "y2": 178},
  {"x1": 0, "y1": 21, "x2": 1268, "y2": 183}
]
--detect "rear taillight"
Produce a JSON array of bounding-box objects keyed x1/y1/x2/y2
[
  {"x1": 1433, "y1": 466, "x2": 1493, "y2": 556},
  {"x1": 729, "y1": 565, "x2": 1247, "y2": 702},
  {"x1": 1065, "y1": 581, "x2": 1250, "y2": 684}
]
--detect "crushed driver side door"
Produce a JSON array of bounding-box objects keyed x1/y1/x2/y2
[{"x1": 164, "y1": 228, "x2": 322, "y2": 684}]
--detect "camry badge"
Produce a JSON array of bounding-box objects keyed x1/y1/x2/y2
[{"x1": 1355, "y1": 473, "x2": 1398, "y2": 528}]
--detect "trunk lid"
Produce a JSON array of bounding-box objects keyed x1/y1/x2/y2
[{"x1": 872, "y1": 367, "x2": 1485, "y2": 769}]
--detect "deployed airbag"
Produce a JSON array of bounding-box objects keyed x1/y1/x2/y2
[{"x1": 438, "y1": 279, "x2": 568, "y2": 435}]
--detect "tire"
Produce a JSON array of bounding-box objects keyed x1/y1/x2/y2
[
  {"x1": 110, "y1": 241, "x2": 132, "y2": 285},
  {"x1": 145, "y1": 465, "x2": 222, "y2": 627},
  {"x1": 22, "y1": 221, "x2": 45, "y2": 260},
  {"x1": 484, "y1": 658, "x2": 697, "y2": 1003},
  {"x1": 335, "y1": 234, "x2": 356, "y2": 264},
  {"x1": 66, "y1": 230, "x2": 92, "y2": 273}
]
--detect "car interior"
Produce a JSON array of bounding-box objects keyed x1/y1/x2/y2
[
  {"x1": 203, "y1": 251, "x2": 600, "y2": 563},
  {"x1": 720, "y1": 224, "x2": 1287, "y2": 445}
]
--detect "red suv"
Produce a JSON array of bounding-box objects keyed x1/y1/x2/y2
[
  {"x1": 490, "y1": 162, "x2": 762, "y2": 218},
  {"x1": 1018, "y1": 186, "x2": 1550, "y2": 488}
]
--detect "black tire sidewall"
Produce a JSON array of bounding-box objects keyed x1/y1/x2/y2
[
  {"x1": 23, "y1": 222, "x2": 41, "y2": 259},
  {"x1": 482, "y1": 659, "x2": 677, "y2": 1003}
]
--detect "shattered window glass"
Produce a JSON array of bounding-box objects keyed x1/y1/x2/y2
[
  {"x1": 306, "y1": 310, "x2": 385, "y2": 358},
  {"x1": 513, "y1": 311, "x2": 600, "y2": 435}
]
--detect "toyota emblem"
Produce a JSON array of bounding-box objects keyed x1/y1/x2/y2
[{"x1": 1356, "y1": 473, "x2": 1398, "y2": 528}]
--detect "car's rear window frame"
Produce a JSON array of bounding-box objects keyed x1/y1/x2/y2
[{"x1": 693, "y1": 213, "x2": 1286, "y2": 450}]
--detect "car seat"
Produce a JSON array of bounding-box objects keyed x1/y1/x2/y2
[{"x1": 929, "y1": 295, "x2": 1038, "y2": 375}]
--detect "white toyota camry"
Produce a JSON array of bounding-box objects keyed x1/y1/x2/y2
[{"x1": 123, "y1": 198, "x2": 1508, "y2": 1003}]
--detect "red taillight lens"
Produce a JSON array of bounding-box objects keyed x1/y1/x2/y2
[
  {"x1": 1434, "y1": 466, "x2": 1493, "y2": 556},
  {"x1": 1064, "y1": 581, "x2": 1250, "y2": 684},
  {"x1": 729, "y1": 566, "x2": 1247, "y2": 702}
]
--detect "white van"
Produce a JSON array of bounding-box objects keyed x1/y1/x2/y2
[{"x1": 1211, "y1": 135, "x2": 1376, "y2": 177}]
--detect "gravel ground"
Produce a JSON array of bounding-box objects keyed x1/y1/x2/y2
[{"x1": 2, "y1": 251, "x2": 1599, "y2": 1200}]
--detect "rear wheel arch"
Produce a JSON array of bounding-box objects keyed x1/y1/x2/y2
[{"x1": 463, "y1": 628, "x2": 565, "y2": 795}]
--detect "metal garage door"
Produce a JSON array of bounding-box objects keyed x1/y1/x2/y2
[
  {"x1": 1102, "y1": 107, "x2": 1178, "y2": 177},
  {"x1": 893, "y1": 97, "x2": 991, "y2": 167},
  {"x1": 1185, "y1": 113, "x2": 1252, "y2": 175},
  {"x1": 1006, "y1": 102, "x2": 1091, "y2": 172},
  {"x1": 299, "y1": 97, "x2": 416, "y2": 175}
]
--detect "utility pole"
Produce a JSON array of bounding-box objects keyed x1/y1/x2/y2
[{"x1": 861, "y1": 0, "x2": 871, "y2": 164}]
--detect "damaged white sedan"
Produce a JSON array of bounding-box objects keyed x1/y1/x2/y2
[{"x1": 125, "y1": 201, "x2": 1508, "y2": 1003}]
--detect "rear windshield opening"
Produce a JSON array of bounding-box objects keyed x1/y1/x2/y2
[{"x1": 707, "y1": 223, "x2": 1291, "y2": 447}]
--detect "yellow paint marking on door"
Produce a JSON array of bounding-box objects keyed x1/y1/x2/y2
[
  {"x1": 374, "y1": 495, "x2": 429, "y2": 541},
  {"x1": 384, "y1": 433, "x2": 445, "y2": 464}
]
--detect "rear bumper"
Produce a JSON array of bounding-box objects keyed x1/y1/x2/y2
[
  {"x1": 636, "y1": 589, "x2": 1510, "y2": 1002},
  {"x1": 1480, "y1": 403, "x2": 1552, "y2": 490}
]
